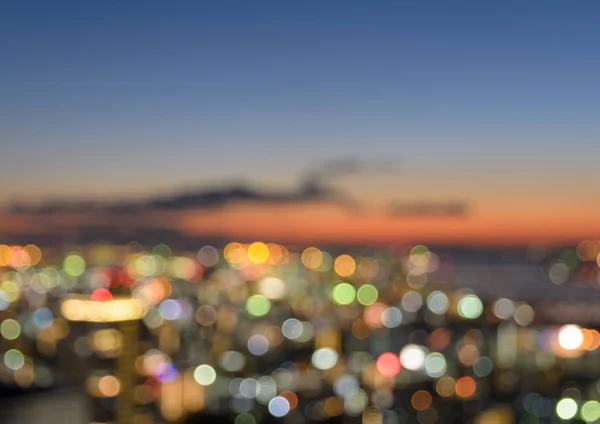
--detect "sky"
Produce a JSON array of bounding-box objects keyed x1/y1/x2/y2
[{"x1": 1, "y1": 1, "x2": 600, "y2": 245}]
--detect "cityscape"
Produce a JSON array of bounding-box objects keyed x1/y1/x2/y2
[
  {"x1": 2, "y1": 1, "x2": 600, "y2": 423},
  {"x1": 2, "y1": 241, "x2": 600, "y2": 423}
]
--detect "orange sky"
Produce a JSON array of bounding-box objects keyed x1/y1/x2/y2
[
  {"x1": 175, "y1": 201, "x2": 600, "y2": 246},
  {"x1": 2, "y1": 197, "x2": 596, "y2": 247},
  {"x1": 2, "y1": 169, "x2": 599, "y2": 247}
]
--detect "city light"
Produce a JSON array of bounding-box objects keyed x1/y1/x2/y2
[
  {"x1": 1, "y1": 241, "x2": 599, "y2": 423},
  {"x1": 558, "y1": 325, "x2": 584, "y2": 350},
  {"x1": 61, "y1": 296, "x2": 147, "y2": 322}
]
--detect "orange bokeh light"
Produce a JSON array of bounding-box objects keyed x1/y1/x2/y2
[
  {"x1": 364, "y1": 302, "x2": 386, "y2": 328},
  {"x1": 334, "y1": 254, "x2": 356, "y2": 277},
  {"x1": 455, "y1": 376, "x2": 476, "y2": 399},
  {"x1": 411, "y1": 390, "x2": 432, "y2": 410},
  {"x1": 279, "y1": 391, "x2": 298, "y2": 410}
]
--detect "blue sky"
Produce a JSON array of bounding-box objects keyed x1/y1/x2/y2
[{"x1": 1, "y1": 0, "x2": 599, "y2": 205}]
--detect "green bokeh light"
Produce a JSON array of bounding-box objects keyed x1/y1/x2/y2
[
  {"x1": 0, "y1": 319, "x2": 21, "y2": 340},
  {"x1": 332, "y1": 283, "x2": 356, "y2": 305},
  {"x1": 235, "y1": 412, "x2": 256, "y2": 424},
  {"x1": 63, "y1": 254, "x2": 86, "y2": 277},
  {"x1": 582, "y1": 400, "x2": 600, "y2": 422},
  {"x1": 357, "y1": 284, "x2": 378, "y2": 306},
  {"x1": 246, "y1": 295, "x2": 271, "y2": 317},
  {"x1": 152, "y1": 244, "x2": 172, "y2": 258}
]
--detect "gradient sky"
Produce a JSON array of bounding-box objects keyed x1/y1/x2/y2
[{"x1": 2, "y1": 1, "x2": 600, "y2": 244}]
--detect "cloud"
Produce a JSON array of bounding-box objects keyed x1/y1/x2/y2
[
  {"x1": 7, "y1": 157, "x2": 468, "y2": 222},
  {"x1": 9, "y1": 157, "x2": 391, "y2": 215}
]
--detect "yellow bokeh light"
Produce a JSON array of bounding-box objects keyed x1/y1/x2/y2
[
  {"x1": 323, "y1": 397, "x2": 344, "y2": 417},
  {"x1": 248, "y1": 242, "x2": 269, "y2": 264},
  {"x1": 61, "y1": 296, "x2": 147, "y2": 322},
  {"x1": 363, "y1": 406, "x2": 383, "y2": 424},
  {"x1": 334, "y1": 254, "x2": 356, "y2": 277},
  {"x1": 23, "y1": 245, "x2": 42, "y2": 266},
  {"x1": 435, "y1": 376, "x2": 456, "y2": 397},
  {"x1": 302, "y1": 247, "x2": 323, "y2": 269},
  {"x1": 1, "y1": 280, "x2": 20, "y2": 302},
  {"x1": 224, "y1": 243, "x2": 247, "y2": 265},
  {"x1": 410, "y1": 245, "x2": 431, "y2": 267},
  {"x1": 1, "y1": 319, "x2": 21, "y2": 340},
  {"x1": 92, "y1": 329, "x2": 123, "y2": 353}
]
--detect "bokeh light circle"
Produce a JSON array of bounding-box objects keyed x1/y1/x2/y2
[
  {"x1": 64, "y1": 254, "x2": 86, "y2": 277},
  {"x1": 427, "y1": 291, "x2": 449, "y2": 314},
  {"x1": 33, "y1": 308, "x2": 54, "y2": 329},
  {"x1": 312, "y1": 348, "x2": 339, "y2": 370},
  {"x1": 382, "y1": 307, "x2": 402, "y2": 328},
  {"x1": 558, "y1": 325, "x2": 584, "y2": 350},
  {"x1": 457, "y1": 294, "x2": 483, "y2": 319},
  {"x1": 357, "y1": 285, "x2": 378, "y2": 306},
  {"x1": 332, "y1": 283, "x2": 356, "y2": 305},
  {"x1": 246, "y1": 295, "x2": 271, "y2": 317},
  {"x1": 258, "y1": 278, "x2": 286, "y2": 300},
  {"x1": 4, "y1": 349, "x2": 25, "y2": 371},
  {"x1": 376, "y1": 352, "x2": 401, "y2": 377},
  {"x1": 282, "y1": 318, "x2": 303, "y2": 340},
  {"x1": 247, "y1": 335, "x2": 269, "y2": 356},
  {"x1": 0, "y1": 319, "x2": 21, "y2": 340},
  {"x1": 424, "y1": 352, "x2": 447, "y2": 378},
  {"x1": 400, "y1": 345, "x2": 427, "y2": 371},
  {"x1": 268, "y1": 396, "x2": 291, "y2": 417},
  {"x1": 581, "y1": 400, "x2": 600, "y2": 422},
  {"x1": 556, "y1": 398, "x2": 578, "y2": 420},
  {"x1": 194, "y1": 365, "x2": 217, "y2": 386}
]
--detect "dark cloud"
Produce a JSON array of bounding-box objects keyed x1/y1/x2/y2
[
  {"x1": 141, "y1": 183, "x2": 351, "y2": 211},
  {"x1": 8, "y1": 158, "x2": 385, "y2": 215},
  {"x1": 9, "y1": 181, "x2": 355, "y2": 215},
  {"x1": 7, "y1": 158, "x2": 468, "y2": 220}
]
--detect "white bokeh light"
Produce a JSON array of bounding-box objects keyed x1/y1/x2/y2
[
  {"x1": 312, "y1": 348, "x2": 339, "y2": 370},
  {"x1": 558, "y1": 325, "x2": 584, "y2": 350},
  {"x1": 399, "y1": 344, "x2": 427, "y2": 371}
]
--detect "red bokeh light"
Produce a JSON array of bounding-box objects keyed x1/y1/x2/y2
[
  {"x1": 91, "y1": 288, "x2": 113, "y2": 302},
  {"x1": 376, "y1": 352, "x2": 401, "y2": 377}
]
